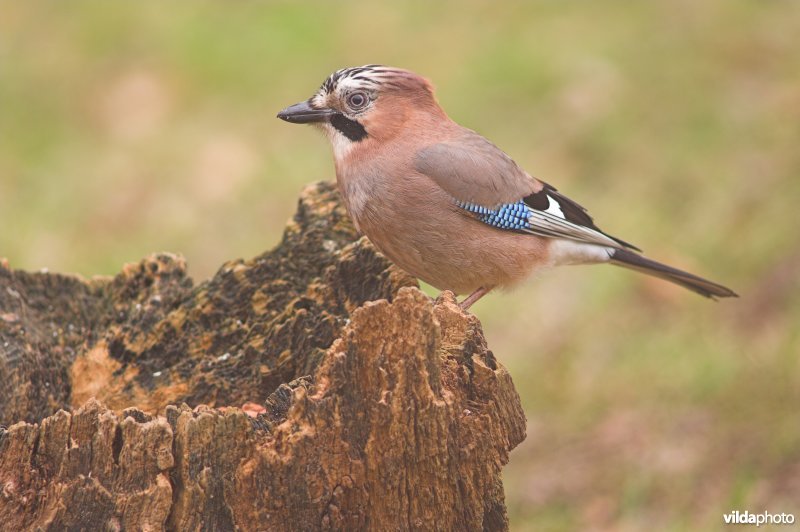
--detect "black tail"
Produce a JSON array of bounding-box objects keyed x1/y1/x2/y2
[{"x1": 610, "y1": 249, "x2": 738, "y2": 299}]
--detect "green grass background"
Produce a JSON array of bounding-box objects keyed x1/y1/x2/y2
[{"x1": 2, "y1": 2, "x2": 798, "y2": 529}]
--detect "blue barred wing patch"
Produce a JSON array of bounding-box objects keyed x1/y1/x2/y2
[
  {"x1": 455, "y1": 200, "x2": 532, "y2": 231},
  {"x1": 454, "y1": 194, "x2": 640, "y2": 251}
]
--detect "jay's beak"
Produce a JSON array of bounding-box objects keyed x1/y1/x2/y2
[{"x1": 277, "y1": 101, "x2": 335, "y2": 124}]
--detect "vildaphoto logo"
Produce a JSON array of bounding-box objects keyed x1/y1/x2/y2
[{"x1": 723, "y1": 510, "x2": 795, "y2": 526}]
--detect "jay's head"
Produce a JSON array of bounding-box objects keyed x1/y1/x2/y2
[{"x1": 278, "y1": 65, "x2": 444, "y2": 158}]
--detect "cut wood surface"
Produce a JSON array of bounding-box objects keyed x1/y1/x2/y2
[{"x1": 0, "y1": 181, "x2": 526, "y2": 531}]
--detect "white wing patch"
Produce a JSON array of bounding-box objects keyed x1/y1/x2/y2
[{"x1": 543, "y1": 195, "x2": 565, "y2": 218}]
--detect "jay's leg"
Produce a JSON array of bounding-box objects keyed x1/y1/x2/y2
[{"x1": 459, "y1": 286, "x2": 492, "y2": 310}]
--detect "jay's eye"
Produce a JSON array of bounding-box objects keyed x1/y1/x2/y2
[{"x1": 347, "y1": 92, "x2": 368, "y2": 110}]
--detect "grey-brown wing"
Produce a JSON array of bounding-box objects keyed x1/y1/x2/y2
[
  {"x1": 414, "y1": 130, "x2": 641, "y2": 251},
  {"x1": 413, "y1": 129, "x2": 539, "y2": 207}
]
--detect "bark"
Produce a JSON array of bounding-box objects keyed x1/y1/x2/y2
[{"x1": 0, "y1": 181, "x2": 526, "y2": 531}]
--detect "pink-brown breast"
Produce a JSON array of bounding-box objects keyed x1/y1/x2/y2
[{"x1": 336, "y1": 154, "x2": 553, "y2": 294}]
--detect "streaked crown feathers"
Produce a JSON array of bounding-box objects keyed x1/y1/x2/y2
[{"x1": 313, "y1": 65, "x2": 435, "y2": 103}]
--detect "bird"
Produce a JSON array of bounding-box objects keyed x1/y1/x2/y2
[{"x1": 277, "y1": 65, "x2": 737, "y2": 309}]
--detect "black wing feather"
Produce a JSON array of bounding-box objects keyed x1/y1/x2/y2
[{"x1": 523, "y1": 182, "x2": 641, "y2": 252}]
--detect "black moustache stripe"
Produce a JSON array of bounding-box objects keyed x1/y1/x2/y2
[{"x1": 330, "y1": 113, "x2": 368, "y2": 142}]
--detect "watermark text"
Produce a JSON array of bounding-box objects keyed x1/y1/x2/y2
[{"x1": 723, "y1": 510, "x2": 795, "y2": 527}]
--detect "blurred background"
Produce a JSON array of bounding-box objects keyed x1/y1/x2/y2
[{"x1": 2, "y1": 1, "x2": 798, "y2": 529}]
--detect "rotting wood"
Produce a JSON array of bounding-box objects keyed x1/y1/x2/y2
[{"x1": 0, "y1": 181, "x2": 526, "y2": 531}]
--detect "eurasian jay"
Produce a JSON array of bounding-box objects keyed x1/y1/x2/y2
[{"x1": 278, "y1": 65, "x2": 737, "y2": 308}]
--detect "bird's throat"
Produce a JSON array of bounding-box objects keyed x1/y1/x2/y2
[{"x1": 330, "y1": 113, "x2": 367, "y2": 142}]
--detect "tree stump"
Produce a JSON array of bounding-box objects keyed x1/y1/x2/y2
[{"x1": 0, "y1": 182, "x2": 527, "y2": 531}]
